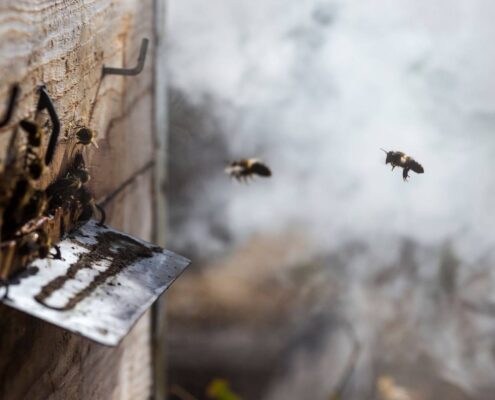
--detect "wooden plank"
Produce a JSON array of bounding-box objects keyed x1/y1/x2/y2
[{"x1": 0, "y1": 0, "x2": 158, "y2": 398}]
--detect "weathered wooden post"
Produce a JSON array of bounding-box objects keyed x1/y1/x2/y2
[{"x1": 0, "y1": 1, "x2": 171, "y2": 399}]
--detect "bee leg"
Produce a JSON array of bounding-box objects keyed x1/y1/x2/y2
[
  {"x1": 95, "y1": 204, "x2": 107, "y2": 227},
  {"x1": 402, "y1": 168, "x2": 410, "y2": 181},
  {"x1": 50, "y1": 245, "x2": 62, "y2": 260}
]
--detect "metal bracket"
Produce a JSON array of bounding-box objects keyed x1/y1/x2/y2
[
  {"x1": 102, "y1": 38, "x2": 149, "y2": 77},
  {"x1": 0, "y1": 84, "x2": 20, "y2": 128},
  {"x1": 36, "y1": 86, "x2": 61, "y2": 165}
]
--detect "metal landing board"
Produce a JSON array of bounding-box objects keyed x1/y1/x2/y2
[{"x1": 0, "y1": 220, "x2": 190, "y2": 346}]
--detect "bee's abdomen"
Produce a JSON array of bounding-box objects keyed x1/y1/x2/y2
[
  {"x1": 250, "y1": 161, "x2": 271, "y2": 177},
  {"x1": 408, "y1": 160, "x2": 424, "y2": 174}
]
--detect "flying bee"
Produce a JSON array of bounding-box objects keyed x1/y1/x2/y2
[
  {"x1": 19, "y1": 119, "x2": 44, "y2": 180},
  {"x1": 380, "y1": 149, "x2": 424, "y2": 181},
  {"x1": 225, "y1": 158, "x2": 272, "y2": 182},
  {"x1": 75, "y1": 127, "x2": 98, "y2": 148}
]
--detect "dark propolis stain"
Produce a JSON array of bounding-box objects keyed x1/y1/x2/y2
[{"x1": 34, "y1": 230, "x2": 161, "y2": 311}]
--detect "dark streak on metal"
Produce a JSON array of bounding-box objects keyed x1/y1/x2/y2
[
  {"x1": 1, "y1": 266, "x2": 40, "y2": 300},
  {"x1": 98, "y1": 160, "x2": 155, "y2": 209},
  {"x1": 34, "y1": 230, "x2": 161, "y2": 311}
]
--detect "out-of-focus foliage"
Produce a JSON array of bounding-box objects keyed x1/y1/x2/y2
[{"x1": 206, "y1": 379, "x2": 241, "y2": 400}]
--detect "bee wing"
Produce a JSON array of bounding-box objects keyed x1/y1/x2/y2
[
  {"x1": 224, "y1": 164, "x2": 238, "y2": 175},
  {"x1": 251, "y1": 161, "x2": 272, "y2": 177}
]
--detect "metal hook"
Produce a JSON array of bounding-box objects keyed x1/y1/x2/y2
[
  {"x1": 0, "y1": 84, "x2": 20, "y2": 128},
  {"x1": 36, "y1": 86, "x2": 60, "y2": 165},
  {"x1": 102, "y1": 38, "x2": 149, "y2": 77}
]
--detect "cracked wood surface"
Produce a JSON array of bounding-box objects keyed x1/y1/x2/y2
[{"x1": 0, "y1": 1, "x2": 158, "y2": 399}]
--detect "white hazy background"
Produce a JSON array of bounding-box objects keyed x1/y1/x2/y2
[
  {"x1": 167, "y1": 0, "x2": 495, "y2": 262},
  {"x1": 167, "y1": 0, "x2": 495, "y2": 397}
]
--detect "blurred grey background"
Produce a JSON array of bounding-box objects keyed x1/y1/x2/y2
[{"x1": 165, "y1": 1, "x2": 495, "y2": 399}]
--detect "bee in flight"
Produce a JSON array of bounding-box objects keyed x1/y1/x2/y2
[
  {"x1": 380, "y1": 149, "x2": 424, "y2": 181},
  {"x1": 225, "y1": 158, "x2": 272, "y2": 182}
]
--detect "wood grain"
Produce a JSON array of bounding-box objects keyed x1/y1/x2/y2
[{"x1": 0, "y1": 0, "x2": 161, "y2": 398}]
